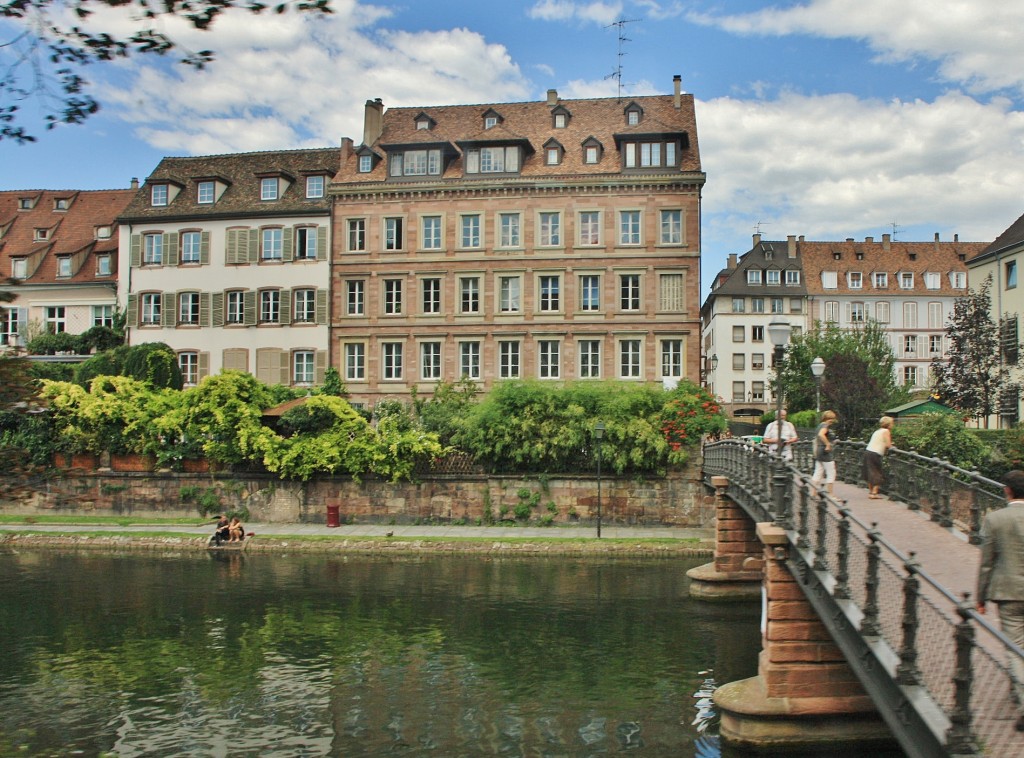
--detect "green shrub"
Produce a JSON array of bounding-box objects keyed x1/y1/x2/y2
[{"x1": 891, "y1": 413, "x2": 991, "y2": 472}]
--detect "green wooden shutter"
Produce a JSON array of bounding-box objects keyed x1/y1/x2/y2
[
  {"x1": 126, "y1": 294, "x2": 138, "y2": 327},
  {"x1": 165, "y1": 232, "x2": 179, "y2": 266},
  {"x1": 226, "y1": 230, "x2": 239, "y2": 264},
  {"x1": 315, "y1": 288, "x2": 329, "y2": 324},
  {"x1": 315, "y1": 350, "x2": 327, "y2": 385},
  {"x1": 161, "y1": 292, "x2": 176, "y2": 327},
  {"x1": 200, "y1": 231, "x2": 210, "y2": 265},
  {"x1": 316, "y1": 226, "x2": 328, "y2": 261},
  {"x1": 243, "y1": 291, "x2": 256, "y2": 326},
  {"x1": 282, "y1": 227, "x2": 294, "y2": 262},
  {"x1": 198, "y1": 352, "x2": 210, "y2": 382},
  {"x1": 200, "y1": 292, "x2": 212, "y2": 327},
  {"x1": 211, "y1": 292, "x2": 224, "y2": 327},
  {"x1": 249, "y1": 229, "x2": 259, "y2": 264},
  {"x1": 130, "y1": 235, "x2": 142, "y2": 268},
  {"x1": 279, "y1": 289, "x2": 292, "y2": 325},
  {"x1": 279, "y1": 350, "x2": 291, "y2": 385}
]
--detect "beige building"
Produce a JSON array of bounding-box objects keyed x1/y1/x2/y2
[
  {"x1": 118, "y1": 149, "x2": 337, "y2": 387},
  {"x1": 329, "y1": 78, "x2": 705, "y2": 404}
]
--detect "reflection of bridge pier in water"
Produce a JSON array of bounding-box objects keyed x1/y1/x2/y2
[{"x1": 701, "y1": 438, "x2": 1024, "y2": 757}]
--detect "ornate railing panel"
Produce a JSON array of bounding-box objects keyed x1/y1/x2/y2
[{"x1": 703, "y1": 439, "x2": 1024, "y2": 758}]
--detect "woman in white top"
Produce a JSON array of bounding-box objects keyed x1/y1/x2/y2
[{"x1": 863, "y1": 416, "x2": 894, "y2": 499}]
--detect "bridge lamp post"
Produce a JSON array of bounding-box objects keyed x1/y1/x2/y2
[
  {"x1": 594, "y1": 421, "x2": 605, "y2": 539},
  {"x1": 767, "y1": 318, "x2": 792, "y2": 526},
  {"x1": 811, "y1": 357, "x2": 826, "y2": 418}
]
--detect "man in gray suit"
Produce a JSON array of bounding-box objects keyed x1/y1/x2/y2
[{"x1": 976, "y1": 469, "x2": 1024, "y2": 731}]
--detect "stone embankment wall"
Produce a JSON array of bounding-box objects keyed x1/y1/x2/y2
[{"x1": 1, "y1": 460, "x2": 714, "y2": 527}]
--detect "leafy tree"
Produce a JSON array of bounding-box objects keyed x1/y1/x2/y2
[
  {"x1": 1, "y1": 0, "x2": 333, "y2": 142},
  {"x1": 0, "y1": 279, "x2": 35, "y2": 412},
  {"x1": 414, "y1": 378, "x2": 479, "y2": 447},
  {"x1": 74, "y1": 342, "x2": 183, "y2": 388},
  {"x1": 890, "y1": 413, "x2": 991, "y2": 472},
  {"x1": 931, "y1": 275, "x2": 1022, "y2": 428},
  {"x1": 775, "y1": 320, "x2": 908, "y2": 426},
  {"x1": 319, "y1": 366, "x2": 347, "y2": 397}
]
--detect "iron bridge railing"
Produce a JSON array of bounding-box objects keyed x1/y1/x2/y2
[{"x1": 703, "y1": 438, "x2": 1024, "y2": 758}]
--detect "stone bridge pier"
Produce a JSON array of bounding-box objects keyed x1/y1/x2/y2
[{"x1": 689, "y1": 476, "x2": 894, "y2": 752}]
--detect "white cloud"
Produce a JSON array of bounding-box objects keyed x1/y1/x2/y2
[
  {"x1": 527, "y1": 1, "x2": 623, "y2": 26},
  {"x1": 689, "y1": 1, "x2": 1024, "y2": 97}
]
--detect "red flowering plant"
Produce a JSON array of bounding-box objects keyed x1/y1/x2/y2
[{"x1": 657, "y1": 382, "x2": 728, "y2": 465}]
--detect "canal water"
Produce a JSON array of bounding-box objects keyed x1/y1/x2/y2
[{"x1": 0, "y1": 550, "x2": 763, "y2": 756}]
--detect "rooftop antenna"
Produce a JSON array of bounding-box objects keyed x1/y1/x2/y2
[
  {"x1": 604, "y1": 18, "x2": 641, "y2": 99},
  {"x1": 890, "y1": 221, "x2": 902, "y2": 241},
  {"x1": 754, "y1": 221, "x2": 770, "y2": 235}
]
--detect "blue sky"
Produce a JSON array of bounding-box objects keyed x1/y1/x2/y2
[{"x1": 3, "y1": 0, "x2": 1024, "y2": 297}]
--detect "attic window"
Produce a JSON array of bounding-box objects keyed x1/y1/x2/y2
[
  {"x1": 358, "y1": 154, "x2": 373, "y2": 173},
  {"x1": 54, "y1": 198, "x2": 70, "y2": 210},
  {"x1": 582, "y1": 138, "x2": 603, "y2": 164},
  {"x1": 34, "y1": 228, "x2": 49, "y2": 241},
  {"x1": 552, "y1": 107, "x2": 571, "y2": 129},
  {"x1": 18, "y1": 197, "x2": 34, "y2": 210},
  {"x1": 11, "y1": 259, "x2": 27, "y2": 279},
  {"x1": 57, "y1": 256, "x2": 72, "y2": 277},
  {"x1": 96, "y1": 226, "x2": 112, "y2": 239},
  {"x1": 908, "y1": 253, "x2": 917, "y2": 261},
  {"x1": 416, "y1": 119, "x2": 430, "y2": 130},
  {"x1": 625, "y1": 105, "x2": 643, "y2": 125},
  {"x1": 485, "y1": 116, "x2": 498, "y2": 129},
  {"x1": 151, "y1": 184, "x2": 168, "y2": 206},
  {"x1": 260, "y1": 177, "x2": 279, "y2": 201},
  {"x1": 856, "y1": 252, "x2": 864, "y2": 260},
  {"x1": 833, "y1": 252, "x2": 841, "y2": 260},
  {"x1": 544, "y1": 139, "x2": 563, "y2": 166},
  {"x1": 554, "y1": 113, "x2": 567, "y2": 128},
  {"x1": 197, "y1": 181, "x2": 215, "y2": 204}
]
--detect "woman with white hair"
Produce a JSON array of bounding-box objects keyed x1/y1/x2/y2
[{"x1": 864, "y1": 416, "x2": 894, "y2": 499}]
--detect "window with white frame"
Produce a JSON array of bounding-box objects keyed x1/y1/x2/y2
[
  {"x1": 925, "y1": 272, "x2": 941, "y2": 290},
  {"x1": 824, "y1": 301, "x2": 839, "y2": 322},
  {"x1": 345, "y1": 343, "x2": 365, "y2": 380},
  {"x1": 226, "y1": 291, "x2": 245, "y2": 324},
  {"x1": 346, "y1": 280, "x2": 364, "y2": 315},
  {"x1": 752, "y1": 325, "x2": 764, "y2": 342},
  {"x1": 752, "y1": 353, "x2": 765, "y2": 371},
  {"x1": 580, "y1": 274, "x2": 600, "y2": 311},
  {"x1": 422, "y1": 278, "x2": 441, "y2": 314},
  {"x1": 951, "y1": 272, "x2": 966, "y2": 289},
  {"x1": 295, "y1": 227, "x2": 317, "y2": 260},
  {"x1": 620, "y1": 274, "x2": 640, "y2": 311},
  {"x1": 141, "y1": 294, "x2": 161, "y2": 325},
  {"x1": 546, "y1": 147, "x2": 560, "y2": 165},
  {"x1": 293, "y1": 288, "x2": 316, "y2": 322},
  {"x1": 766, "y1": 269, "x2": 781, "y2": 285},
  {"x1": 751, "y1": 298, "x2": 764, "y2": 314},
  {"x1": 261, "y1": 228, "x2": 283, "y2": 260},
  {"x1": 752, "y1": 381, "x2": 765, "y2": 401},
  {"x1": 179, "y1": 292, "x2": 200, "y2": 325},
  {"x1": 499, "y1": 340, "x2": 520, "y2": 379},
  {"x1": 381, "y1": 342, "x2": 403, "y2": 380},
  {"x1": 465, "y1": 146, "x2": 520, "y2": 174},
  {"x1": 2, "y1": 306, "x2": 21, "y2": 345},
  {"x1": 460, "y1": 341, "x2": 481, "y2": 379},
  {"x1": 499, "y1": 276, "x2": 520, "y2": 313},
  {"x1": 383, "y1": 279, "x2": 403, "y2": 315},
  {"x1": 197, "y1": 181, "x2": 215, "y2": 204},
  {"x1": 785, "y1": 270, "x2": 801, "y2": 285},
  {"x1": 421, "y1": 216, "x2": 442, "y2": 249},
  {"x1": 659, "y1": 274, "x2": 684, "y2": 311},
  {"x1": 56, "y1": 256, "x2": 71, "y2": 277},
  {"x1": 661, "y1": 339, "x2": 683, "y2": 378},
  {"x1": 538, "y1": 340, "x2": 560, "y2": 378},
  {"x1": 384, "y1": 217, "x2": 404, "y2": 250},
  {"x1": 904, "y1": 302, "x2": 918, "y2": 328},
  {"x1": 876, "y1": 301, "x2": 890, "y2": 322},
  {"x1": 499, "y1": 213, "x2": 521, "y2": 247},
  {"x1": 92, "y1": 305, "x2": 113, "y2": 327},
  {"x1": 347, "y1": 218, "x2": 366, "y2": 251},
  {"x1": 539, "y1": 275, "x2": 560, "y2": 312},
  {"x1": 848, "y1": 272, "x2": 863, "y2": 289},
  {"x1": 259, "y1": 290, "x2": 280, "y2": 323},
  {"x1": 151, "y1": 184, "x2": 168, "y2": 206},
  {"x1": 928, "y1": 302, "x2": 943, "y2": 329},
  {"x1": 579, "y1": 211, "x2": 601, "y2": 245},
  {"x1": 179, "y1": 352, "x2": 199, "y2": 386},
  {"x1": 619, "y1": 340, "x2": 642, "y2": 378},
  {"x1": 622, "y1": 140, "x2": 677, "y2": 168},
  {"x1": 305, "y1": 175, "x2": 324, "y2": 198},
  {"x1": 358, "y1": 154, "x2": 373, "y2": 173},
  {"x1": 585, "y1": 145, "x2": 600, "y2": 164},
  {"x1": 874, "y1": 272, "x2": 888, "y2": 288},
  {"x1": 850, "y1": 302, "x2": 866, "y2": 323},
  {"x1": 460, "y1": 277, "x2": 480, "y2": 313},
  {"x1": 421, "y1": 342, "x2": 442, "y2": 380},
  {"x1": 900, "y1": 272, "x2": 914, "y2": 289},
  {"x1": 618, "y1": 211, "x2": 641, "y2": 245},
  {"x1": 293, "y1": 351, "x2": 315, "y2": 385},
  {"x1": 930, "y1": 335, "x2": 943, "y2": 355},
  {"x1": 659, "y1": 210, "x2": 682, "y2": 244},
  {"x1": 903, "y1": 366, "x2": 919, "y2": 386},
  {"x1": 260, "y1": 177, "x2": 279, "y2": 201},
  {"x1": 144, "y1": 233, "x2": 163, "y2": 265},
  {"x1": 460, "y1": 215, "x2": 481, "y2": 248},
  {"x1": 904, "y1": 335, "x2": 918, "y2": 355},
  {"x1": 181, "y1": 231, "x2": 202, "y2": 263},
  {"x1": 539, "y1": 212, "x2": 561, "y2": 246},
  {"x1": 747, "y1": 269, "x2": 762, "y2": 285},
  {"x1": 770, "y1": 297, "x2": 784, "y2": 314},
  {"x1": 579, "y1": 340, "x2": 601, "y2": 378},
  {"x1": 822, "y1": 271, "x2": 838, "y2": 289},
  {"x1": 731, "y1": 297, "x2": 745, "y2": 313}
]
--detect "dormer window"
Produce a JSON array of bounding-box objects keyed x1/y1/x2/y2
[
  {"x1": 747, "y1": 269, "x2": 762, "y2": 284},
  {"x1": 417, "y1": 120, "x2": 430, "y2": 130},
  {"x1": 34, "y1": 228, "x2": 49, "y2": 241},
  {"x1": 621, "y1": 139, "x2": 678, "y2": 168},
  {"x1": 197, "y1": 181, "x2": 215, "y2": 204},
  {"x1": 96, "y1": 254, "x2": 112, "y2": 277},
  {"x1": 582, "y1": 137, "x2": 603, "y2": 164},
  {"x1": 17, "y1": 197, "x2": 35, "y2": 210},
  {"x1": 11, "y1": 259, "x2": 27, "y2": 279},
  {"x1": 95, "y1": 225, "x2": 112, "y2": 240},
  {"x1": 305, "y1": 175, "x2": 325, "y2": 198},
  {"x1": 151, "y1": 184, "x2": 168, "y2": 206},
  {"x1": 552, "y1": 106, "x2": 571, "y2": 129},
  {"x1": 465, "y1": 145, "x2": 520, "y2": 174},
  {"x1": 414, "y1": 112, "x2": 436, "y2": 131},
  {"x1": 260, "y1": 177, "x2": 279, "y2": 201},
  {"x1": 624, "y1": 103, "x2": 643, "y2": 125},
  {"x1": 543, "y1": 139, "x2": 563, "y2": 166},
  {"x1": 57, "y1": 256, "x2": 72, "y2": 277},
  {"x1": 54, "y1": 198, "x2": 70, "y2": 211},
  {"x1": 390, "y1": 148, "x2": 442, "y2": 177},
  {"x1": 482, "y1": 109, "x2": 503, "y2": 130},
  {"x1": 358, "y1": 155, "x2": 373, "y2": 173}
]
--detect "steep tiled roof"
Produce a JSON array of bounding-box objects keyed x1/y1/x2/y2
[
  {"x1": 0, "y1": 189, "x2": 133, "y2": 285},
  {"x1": 119, "y1": 148, "x2": 338, "y2": 221},
  {"x1": 971, "y1": 210, "x2": 1024, "y2": 262},
  {"x1": 707, "y1": 240, "x2": 807, "y2": 299},
  {"x1": 799, "y1": 236, "x2": 986, "y2": 297},
  {"x1": 338, "y1": 93, "x2": 701, "y2": 184}
]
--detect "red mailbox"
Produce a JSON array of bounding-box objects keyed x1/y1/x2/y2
[{"x1": 326, "y1": 503, "x2": 341, "y2": 528}]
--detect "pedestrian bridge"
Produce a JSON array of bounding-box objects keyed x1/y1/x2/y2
[{"x1": 700, "y1": 439, "x2": 1024, "y2": 758}]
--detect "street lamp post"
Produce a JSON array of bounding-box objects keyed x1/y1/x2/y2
[
  {"x1": 811, "y1": 357, "x2": 826, "y2": 418},
  {"x1": 767, "y1": 318, "x2": 792, "y2": 527},
  {"x1": 594, "y1": 421, "x2": 605, "y2": 539}
]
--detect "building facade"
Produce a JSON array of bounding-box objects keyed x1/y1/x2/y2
[
  {"x1": 1, "y1": 189, "x2": 133, "y2": 348},
  {"x1": 329, "y1": 78, "x2": 704, "y2": 404},
  {"x1": 117, "y1": 149, "x2": 337, "y2": 387}
]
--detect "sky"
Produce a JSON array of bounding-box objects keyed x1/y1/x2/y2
[{"x1": 3, "y1": 0, "x2": 1024, "y2": 298}]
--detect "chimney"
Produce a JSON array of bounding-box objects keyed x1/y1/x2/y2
[
  {"x1": 954, "y1": 233, "x2": 959, "y2": 242},
  {"x1": 798, "y1": 235, "x2": 805, "y2": 242},
  {"x1": 362, "y1": 98, "x2": 384, "y2": 146},
  {"x1": 673, "y1": 74, "x2": 682, "y2": 109},
  {"x1": 340, "y1": 137, "x2": 353, "y2": 168},
  {"x1": 547, "y1": 89, "x2": 558, "y2": 106},
  {"x1": 846, "y1": 238, "x2": 854, "y2": 242},
  {"x1": 130, "y1": 177, "x2": 139, "y2": 190},
  {"x1": 865, "y1": 236, "x2": 873, "y2": 244},
  {"x1": 787, "y1": 234, "x2": 796, "y2": 258},
  {"x1": 882, "y1": 233, "x2": 891, "y2": 252},
  {"x1": 753, "y1": 233, "x2": 761, "y2": 245},
  {"x1": 728, "y1": 253, "x2": 738, "y2": 269}
]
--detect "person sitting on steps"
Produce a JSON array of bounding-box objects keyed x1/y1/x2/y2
[{"x1": 228, "y1": 517, "x2": 245, "y2": 543}]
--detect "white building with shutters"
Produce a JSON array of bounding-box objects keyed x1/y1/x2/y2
[{"x1": 117, "y1": 149, "x2": 336, "y2": 387}]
